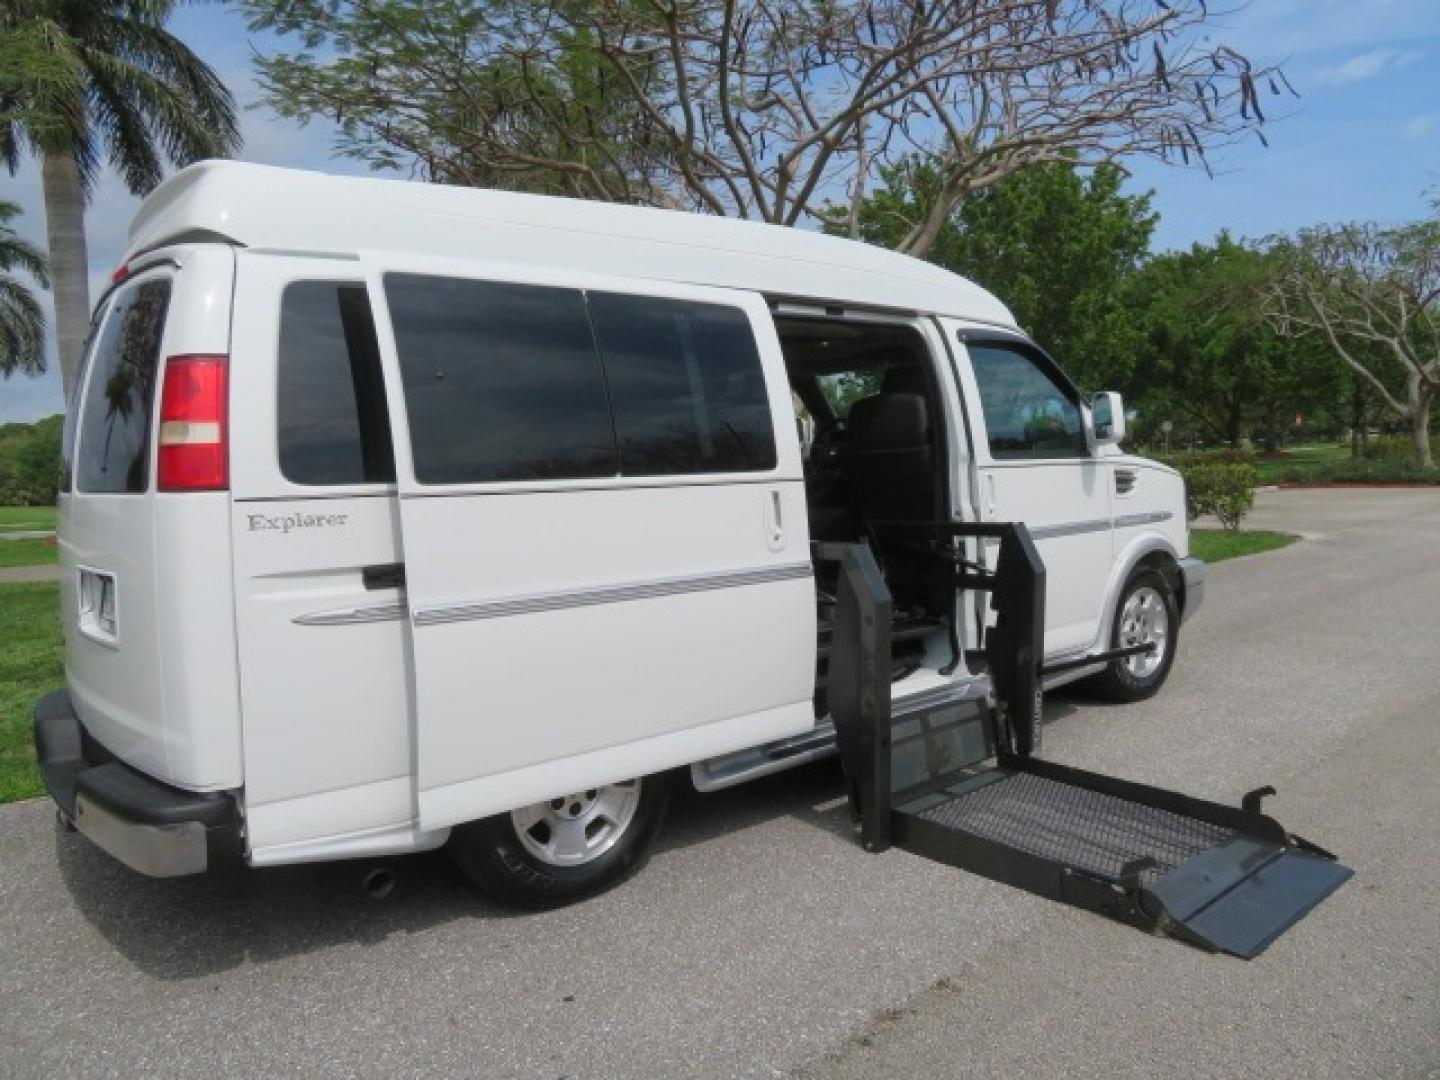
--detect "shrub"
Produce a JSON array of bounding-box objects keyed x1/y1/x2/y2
[
  {"x1": 1360, "y1": 435, "x2": 1414, "y2": 463},
  {"x1": 1270, "y1": 458, "x2": 1440, "y2": 485},
  {"x1": 1170, "y1": 459, "x2": 1257, "y2": 531}
]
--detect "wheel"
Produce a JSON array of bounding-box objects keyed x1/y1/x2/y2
[
  {"x1": 1084, "y1": 567, "x2": 1179, "y2": 703},
  {"x1": 448, "y1": 774, "x2": 672, "y2": 909}
]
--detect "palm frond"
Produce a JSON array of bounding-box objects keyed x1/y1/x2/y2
[
  {"x1": 0, "y1": 201, "x2": 52, "y2": 286},
  {"x1": 0, "y1": 273, "x2": 48, "y2": 377}
]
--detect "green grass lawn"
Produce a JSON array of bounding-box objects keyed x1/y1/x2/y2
[
  {"x1": 1189, "y1": 528, "x2": 1297, "y2": 564},
  {"x1": 0, "y1": 505, "x2": 56, "y2": 533},
  {"x1": 0, "y1": 538, "x2": 57, "y2": 568},
  {"x1": 0, "y1": 582, "x2": 63, "y2": 803},
  {"x1": 1252, "y1": 444, "x2": 1348, "y2": 485}
]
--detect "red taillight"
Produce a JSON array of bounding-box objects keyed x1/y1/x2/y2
[
  {"x1": 157, "y1": 355, "x2": 228, "y2": 491},
  {"x1": 111, "y1": 264, "x2": 130, "y2": 285}
]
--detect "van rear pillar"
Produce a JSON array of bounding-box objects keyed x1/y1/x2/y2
[{"x1": 815, "y1": 529, "x2": 1351, "y2": 959}]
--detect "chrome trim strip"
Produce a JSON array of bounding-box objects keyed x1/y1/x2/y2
[
  {"x1": 1114, "y1": 510, "x2": 1174, "y2": 528},
  {"x1": 1021, "y1": 510, "x2": 1173, "y2": 541},
  {"x1": 1028, "y1": 517, "x2": 1112, "y2": 540},
  {"x1": 294, "y1": 602, "x2": 407, "y2": 627},
  {"x1": 413, "y1": 562, "x2": 813, "y2": 627}
]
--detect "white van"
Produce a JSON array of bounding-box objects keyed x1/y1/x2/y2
[{"x1": 34, "y1": 161, "x2": 1203, "y2": 907}]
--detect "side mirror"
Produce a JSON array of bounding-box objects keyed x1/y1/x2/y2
[{"x1": 1090, "y1": 391, "x2": 1126, "y2": 447}]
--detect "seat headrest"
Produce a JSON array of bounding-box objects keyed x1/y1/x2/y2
[
  {"x1": 850, "y1": 392, "x2": 930, "y2": 451},
  {"x1": 881, "y1": 364, "x2": 928, "y2": 396}
]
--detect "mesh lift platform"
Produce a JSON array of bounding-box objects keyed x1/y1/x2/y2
[{"x1": 818, "y1": 527, "x2": 1351, "y2": 959}]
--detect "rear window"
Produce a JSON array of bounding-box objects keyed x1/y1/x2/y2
[
  {"x1": 277, "y1": 282, "x2": 395, "y2": 485},
  {"x1": 588, "y1": 293, "x2": 776, "y2": 474},
  {"x1": 385, "y1": 274, "x2": 618, "y2": 484},
  {"x1": 75, "y1": 277, "x2": 171, "y2": 493}
]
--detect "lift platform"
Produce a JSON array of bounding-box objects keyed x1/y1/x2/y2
[{"x1": 817, "y1": 527, "x2": 1350, "y2": 959}]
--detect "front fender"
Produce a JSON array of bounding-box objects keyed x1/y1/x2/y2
[{"x1": 1089, "y1": 532, "x2": 1185, "y2": 656}]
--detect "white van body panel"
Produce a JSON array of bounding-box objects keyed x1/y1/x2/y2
[
  {"x1": 126, "y1": 161, "x2": 1017, "y2": 329},
  {"x1": 360, "y1": 252, "x2": 816, "y2": 831},
  {"x1": 61, "y1": 246, "x2": 244, "y2": 790},
  {"x1": 226, "y1": 252, "x2": 414, "y2": 852},
  {"x1": 942, "y1": 320, "x2": 1116, "y2": 659}
]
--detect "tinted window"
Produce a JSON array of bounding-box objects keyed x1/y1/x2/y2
[
  {"x1": 588, "y1": 293, "x2": 776, "y2": 474},
  {"x1": 968, "y1": 343, "x2": 1087, "y2": 460},
  {"x1": 76, "y1": 278, "x2": 171, "y2": 492},
  {"x1": 277, "y1": 282, "x2": 395, "y2": 485},
  {"x1": 386, "y1": 275, "x2": 616, "y2": 484}
]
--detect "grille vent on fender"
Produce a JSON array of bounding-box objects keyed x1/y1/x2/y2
[{"x1": 1115, "y1": 469, "x2": 1138, "y2": 496}]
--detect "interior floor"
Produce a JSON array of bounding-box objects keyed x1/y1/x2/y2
[{"x1": 776, "y1": 315, "x2": 958, "y2": 707}]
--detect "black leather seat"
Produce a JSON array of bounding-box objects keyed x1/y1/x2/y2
[
  {"x1": 847, "y1": 365, "x2": 936, "y2": 525},
  {"x1": 845, "y1": 365, "x2": 943, "y2": 610}
]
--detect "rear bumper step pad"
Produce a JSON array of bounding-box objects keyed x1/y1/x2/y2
[{"x1": 33, "y1": 690, "x2": 240, "y2": 877}]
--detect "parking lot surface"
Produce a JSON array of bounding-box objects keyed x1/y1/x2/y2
[{"x1": 2, "y1": 488, "x2": 1437, "y2": 1078}]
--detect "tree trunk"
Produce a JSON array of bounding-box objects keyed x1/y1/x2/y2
[
  {"x1": 41, "y1": 152, "x2": 91, "y2": 403},
  {"x1": 1412, "y1": 398, "x2": 1434, "y2": 470},
  {"x1": 1349, "y1": 376, "x2": 1365, "y2": 458}
]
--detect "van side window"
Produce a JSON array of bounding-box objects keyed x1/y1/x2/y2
[
  {"x1": 968, "y1": 343, "x2": 1087, "y2": 460},
  {"x1": 588, "y1": 293, "x2": 776, "y2": 475},
  {"x1": 385, "y1": 274, "x2": 618, "y2": 484},
  {"x1": 277, "y1": 282, "x2": 396, "y2": 485},
  {"x1": 75, "y1": 277, "x2": 171, "y2": 493}
]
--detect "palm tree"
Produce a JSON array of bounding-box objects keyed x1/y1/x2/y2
[
  {"x1": 0, "y1": 2, "x2": 240, "y2": 400},
  {"x1": 0, "y1": 200, "x2": 49, "y2": 377}
]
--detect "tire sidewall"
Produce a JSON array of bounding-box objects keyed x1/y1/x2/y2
[
  {"x1": 450, "y1": 773, "x2": 673, "y2": 908},
  {"x1": 1096, "y1": 567, "x2": 1179, "y2": 701}
]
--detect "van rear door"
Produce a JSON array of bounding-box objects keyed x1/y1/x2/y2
[
  {"x1": 61, "y1": 248, "x2": 242, "y2": 790},
  {"x1": 361, "y1": 253, "x2": 816, "y2": 830}
]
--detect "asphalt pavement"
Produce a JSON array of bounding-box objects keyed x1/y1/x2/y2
[{"x1": 1, "y1": 488, "x2": 1437, "y2": 1079}]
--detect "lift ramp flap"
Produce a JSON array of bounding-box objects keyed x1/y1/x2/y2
[{"x1": 818, "y1": 532, "x2": 1350, "y2": 959}]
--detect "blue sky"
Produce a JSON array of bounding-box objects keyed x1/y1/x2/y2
[{"x1": 3, "y1": 0, "x2": 1438, "y2": 423}]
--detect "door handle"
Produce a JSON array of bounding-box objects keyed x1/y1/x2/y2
[
  {"x1": 362, "y1": 563, "x2": 406, "y2": 591},
  {"x1": 985, "y1": 473, "x2": 998, "y2": 518},
  {"x1": 764, "y1": 489, "x2": 787, "y2": 551}
]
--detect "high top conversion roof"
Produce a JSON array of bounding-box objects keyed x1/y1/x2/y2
[{"x1": 128, "y1": 161, "x2": 1016, "y2": 327}]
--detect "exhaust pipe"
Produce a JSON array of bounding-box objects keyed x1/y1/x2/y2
[{"x1": 361, "y1": 865, "x2": 395, "y2": 900}]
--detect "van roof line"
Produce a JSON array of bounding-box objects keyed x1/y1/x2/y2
[{"x1": 127, "y1": 161, "x2": 1017, "y2": 328}]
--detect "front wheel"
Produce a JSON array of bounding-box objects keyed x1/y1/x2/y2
[
  {"x1": 1084, "y1": 567, "x2": 1179, "y2": 703},
  {"x1": 449, "y1": 774, "x2": 672, "y2": 909}
]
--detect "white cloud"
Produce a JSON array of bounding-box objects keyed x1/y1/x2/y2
[
  {"x1": 1320, "y1": 47, "x2": 1426, "y2": 83},
  {"x1": 1403, "y1": 114, "x2": 1436, "y2": 140}
]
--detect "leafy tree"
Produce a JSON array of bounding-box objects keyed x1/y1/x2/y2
[
  {"x1": 1266, "y1": 219, "x2": 1440, "y2": 468},
  {"x1": 847, "y1": 160, "x2": 1155, "y2": 388},
  {"x1": 0, "y1": 200, "x2": 49, "y2": 377},
  {"x1": 243, "y1": 0, "x2": 1283, "y2": 256},
  {"x1": 1129, "y1": 234, "x2": 1341, "y2": 449},
  {"x1": 0, "y1": 1, "x2": 241, "y2": 399},
  {"x1": 0, "y1": 413, "x2": 62, "y2": 504}
]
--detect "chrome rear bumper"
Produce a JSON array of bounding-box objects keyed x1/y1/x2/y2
[{"x1": 34, "y1": 690, "x2": 238, "y2": 877}]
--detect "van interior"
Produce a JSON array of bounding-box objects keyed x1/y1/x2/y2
[{"x1": 775, "y1": 316, "x2": 960, "y2": 708}]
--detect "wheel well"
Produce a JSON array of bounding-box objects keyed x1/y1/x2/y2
[{"x1": 1134, "y1": 550, "x2": 1184, "y2": 612}]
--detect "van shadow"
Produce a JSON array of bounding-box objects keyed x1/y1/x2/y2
[{"x1": 58, "y1": 692, "x2": 1087, "y2": 983}]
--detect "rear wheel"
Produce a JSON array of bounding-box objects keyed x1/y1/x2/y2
[
  {"x1": 1085, "y1": 567, "x2": 1178, "y2": 703},
  {"x1": 449, "y1": 774, "x2": 672, "y2": 909}
]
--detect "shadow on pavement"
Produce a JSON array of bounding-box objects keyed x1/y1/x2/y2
[{"x1": 56, "y1": 691, "x2": 1086, "y2": 982}]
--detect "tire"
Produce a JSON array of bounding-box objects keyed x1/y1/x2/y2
[
  {"x1": 1084, "y1": 566, "x2": 1179, "y2": 703},
  {"x1": 449, "y1": 773, "x2": 672, "y2": 909}
]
